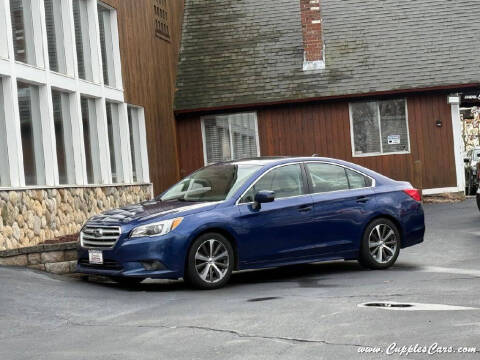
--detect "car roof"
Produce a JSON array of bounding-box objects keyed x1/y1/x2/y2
[
  {"x1": 217, "y1": 156, "x2": 394, "y2": 184},
  {"x1": 220, "y1": 156, "x2": 352, "y2": 167}
]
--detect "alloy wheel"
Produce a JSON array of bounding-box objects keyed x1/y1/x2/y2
[
  {"x1": 368, "y1": 224, "x2": 398, "y2": 264},
  {"x1": 195, "y1": 239, "x2": 230, "y2": 283}
]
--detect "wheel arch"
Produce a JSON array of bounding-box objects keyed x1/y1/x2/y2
[
  {"x1": 362, "y1": 214, "x2": 404, "y2": 246},
  {"x1": 184, "y1": 227, "x2": 240, "y2": 271}
]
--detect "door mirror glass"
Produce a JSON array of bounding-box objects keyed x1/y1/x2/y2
[
  {"x1": 255, "y1": 190, "x2": 275, "y2": 204},
  {"x1": 252, "y1": 190, "x2": 275, "y2": 210}
]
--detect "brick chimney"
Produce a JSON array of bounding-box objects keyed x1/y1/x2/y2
[{"x1": 300, "y1": 0, "x2": 324, "y2": 69}]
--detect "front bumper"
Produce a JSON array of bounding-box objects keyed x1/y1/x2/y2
[{"x1": 76, "y1": 232, "x2": 187, "y2": 279}]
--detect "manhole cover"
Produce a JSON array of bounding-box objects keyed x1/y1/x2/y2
[
  {"x1": 358, "y1": 301, "x2": 477, "y2": 311},
  {"x1": 247, "y1": 297, "x2": 280, "y2": 302},
  {"x1": 362, "y1": 302, "x2": 413, "y2": 308}
]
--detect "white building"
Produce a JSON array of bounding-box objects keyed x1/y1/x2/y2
[{"x1": 0, "y1": 0, "x2": 156, "y2": 250}]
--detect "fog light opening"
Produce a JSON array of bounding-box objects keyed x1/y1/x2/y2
[{"x1": 141, "y1": 260, "x2": 166, "y2": 271}]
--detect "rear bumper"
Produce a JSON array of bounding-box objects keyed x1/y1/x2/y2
[
  {"x1": 76, "y1": 232, "x2": 188, "y2": 279},
  {"x1": 401, "y1": 229, "x2": 424, "y2": 248},
  {"x1": 400, "y1": 203, "x2": 425, "y2": 249}
]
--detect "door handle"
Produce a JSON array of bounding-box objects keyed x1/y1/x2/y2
[
  {"x1": 298, "y1": 204, "x2": 313, "y2": 212},
  {"x1": 356, "y1": 196, "x2": 369, "y2": 203}
]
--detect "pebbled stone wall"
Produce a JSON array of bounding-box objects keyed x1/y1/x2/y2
[{"x1": 0, "y1": 185, "x2": 153, "y2": 251}]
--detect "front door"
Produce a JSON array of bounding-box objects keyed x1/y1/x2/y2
[{"x1": 236, "y1": 163, "x2": 314, "y2": 266}]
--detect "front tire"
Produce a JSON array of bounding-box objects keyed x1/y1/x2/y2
[
  {"x1": 185, "y1": 233, "x2": 234, "y2": 289},
  {"x1": 359, "y1": 218, "x2": 400, "y2": 269}
]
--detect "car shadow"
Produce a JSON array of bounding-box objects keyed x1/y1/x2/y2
[
  {"x1": 77, "y1": 260, "x2": 375, "y2": 291},
  {"x1": 229, "y1": 261, "x2": 363, "y2": 287}
]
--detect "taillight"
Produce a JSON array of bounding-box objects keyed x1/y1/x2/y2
[{"x1": 403, "y1": 189, "x2": 421, "y2": 202}]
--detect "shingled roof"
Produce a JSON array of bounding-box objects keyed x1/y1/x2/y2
[{"x1": 175, "y1": 0, "x2": 480, "y2": 112}]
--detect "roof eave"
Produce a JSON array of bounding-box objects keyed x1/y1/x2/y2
[{"x1": 175, "y1": 82, "x2": 480, "y2": 116}]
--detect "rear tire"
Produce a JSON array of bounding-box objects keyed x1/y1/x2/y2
[
  {"x1": 359, "y1": 218, "x2": 400, "y2": 270},
  {"x1": 185, "y1": 233, "x2": 234, "y2": 290}
]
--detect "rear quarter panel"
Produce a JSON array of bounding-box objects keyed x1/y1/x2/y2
[{"x1": 372, "y1": 185, "x2": 425, "y2": 248}]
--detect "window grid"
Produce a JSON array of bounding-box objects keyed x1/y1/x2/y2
[{"x1": 0, "y1": 0, "x2": 149, "y2": 188}]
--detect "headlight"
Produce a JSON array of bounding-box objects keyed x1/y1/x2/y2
[{"x1": 130, "y1": 217, "x2": 183, "y2": 238}]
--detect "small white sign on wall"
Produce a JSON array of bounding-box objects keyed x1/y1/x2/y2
[{"x1": 387, "y1": 135, "x2": 401, "y2": 145}]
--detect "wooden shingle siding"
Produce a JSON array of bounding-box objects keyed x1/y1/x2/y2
[
  {"x1": 102, "y1": 0, "x2": 184, "y2": 193},
  {"x1": 176, "y1": 92, "x2": 457, "y2": 190}
]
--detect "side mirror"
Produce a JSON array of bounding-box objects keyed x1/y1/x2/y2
[
  {"x1": 464, "y1": 158, "x2": 470, "y2": 164},
  {"x1": 252, "y1": 190, "x2": 275, "y2": 210}
]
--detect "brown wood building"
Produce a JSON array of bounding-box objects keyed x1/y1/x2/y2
[
  {"x1": 177, "y1": 92, "x2": 460, "y2": 191},
  {"x1": 172, "y1": 0, "x2": 480, "y2": 195},
  {"x1": 103, "y1": 0, "x2": 184, "y2": 192}
]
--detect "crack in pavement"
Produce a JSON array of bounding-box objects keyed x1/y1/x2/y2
[{"x1": 61, "y1": 319, "x2": 367, "y2": 348}]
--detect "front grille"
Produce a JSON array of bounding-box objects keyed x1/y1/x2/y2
[
  {"x1": 78, "y1": 258, "x2": 123, "y2": 271},
  {"x1": 80, "y1": 225, "x2": 121, "y2": 249}
]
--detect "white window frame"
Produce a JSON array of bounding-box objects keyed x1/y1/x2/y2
[
  {"x1": 0, "y1": 0, "x2": 8, "y2": 59},
  {"x1": 0, "y1": 0, "x2": 145, "y2": 190},
  {"x1": 9, "y1": 0, "x2": 45, "y2": 68},
  {"x1": 349, "y1": 98, "x2": 411, "y2": 157},
  {"x1": 51, "y1": 87, "x2": 76, "y2": 184},
  {"x1": 0, "y1": 76, "x2": 9, "y2": 186},
  {"x1": 43, "y1": 0, "x2": 75, "y2": 76},
  {"x1": 200, "y1": 112, "x2": 261, "y2": 166},
  {"x1": 127, "y1": 104, "x2": 149, "y2": 183},
  {"x1": 97, "y1": 1, "x2": 121, "y2": 88}
]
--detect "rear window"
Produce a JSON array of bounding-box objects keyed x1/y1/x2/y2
[{"x1": 306, "y1": 163, "x2": 373, "y2": 194}]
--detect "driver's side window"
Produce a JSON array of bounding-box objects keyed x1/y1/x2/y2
[{"x1": 240, "y1": 164, "x2": 305, "y2": 203}]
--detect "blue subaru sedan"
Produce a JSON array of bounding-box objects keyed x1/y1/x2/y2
[{"x1": 77, "y1": 157, "x2": 425, "y2": 289}]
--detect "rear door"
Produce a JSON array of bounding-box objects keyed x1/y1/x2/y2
[
  {"x1": 304, "y1": 162, "x2": 376, "y2": 256},
  {"x1": 236, "y1": 163, "x2": 314, "y2": 265}
]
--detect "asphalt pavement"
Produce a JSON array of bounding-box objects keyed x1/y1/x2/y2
[{"x1": 1, "y1": 199, "x2": 480, "y2": 360}]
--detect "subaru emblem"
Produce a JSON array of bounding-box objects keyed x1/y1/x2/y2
[{"x1": 93, "y1": 228, "x2": 104, "y2": 238}]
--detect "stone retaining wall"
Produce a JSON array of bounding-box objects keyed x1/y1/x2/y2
[
  {"x1": 0, "y1": 241, "x2": 78, "y2": 274},
  {"x1": 0, "y1": 184, "x2": 153, "y2": 250}
]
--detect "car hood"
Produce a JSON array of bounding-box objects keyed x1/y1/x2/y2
[{"x1": 86, "y1": 199, "x2": 220, "y2": 225}]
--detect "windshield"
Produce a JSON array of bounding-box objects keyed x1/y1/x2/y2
[{"x1": 160, "y1": 164, "x2": 263, "y2": 202}]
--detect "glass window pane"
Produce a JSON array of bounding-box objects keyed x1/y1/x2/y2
[
  {"x1": 52, "y1": 90, "x2": 74, "y2": 184},
  {"x1": 44, "y1": 0, "x2": 66, "y2": 73},
  {"x1": 10, "y1": 0, "x2": 37, "y2": 65},
  {"x1": 106, "y1": 102, "x2": 123, "y2": 183},
  {"x1": 204, "y1": 117, "x2": 231, "y2": 164},
  {"x1": 351, "y1": 102, "x2": 380, "y2": 155},
  {"x1": 73, "y1": 0, "x2": 92, "y2": 80},
  {"x1": 128, "y1": 106, "x2": 143, "y2": 183},
  {"x1": 97, "y1": 4, "x2": 115, "y2": 86},
  {"x1": 379, "y1": 99, "x2": 409, "y2": 153},
  {"x1": 242, "y1": 164, "x2": 305, "y2": 202},
  {"x1": 81, "y1": 96, "x2": 99, "y2": 184},
  {"x1": 203, "y1": 113, "x2": 258, "y2": 164},
  {"x1": 230, "y1": 113, "x2": 258, "y2": 160},
  {"x1": 306, "y1": 163, "x2": 349, "y2": 193},
  {"x1": 18, "y1": 82, "x2": 45, "y2": 185},
  {"x1": 345, "y1": 168, "x2": 368, "y2": 189},
  {"x1": 0, "y1": 1, "x2": 8, "y2": 58},
  {"x1": 0, "y1": 79, "x2": 9, "y2": 186}
]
